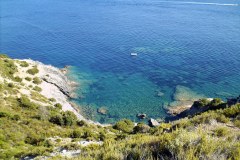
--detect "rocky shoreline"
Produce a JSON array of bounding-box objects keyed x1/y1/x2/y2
[
  {"x1": 17, "y1": 59, "x2": 217, "y2": 126},
  {"x1": 20, "y1": 59, "x2": 105, "y2": 126}
]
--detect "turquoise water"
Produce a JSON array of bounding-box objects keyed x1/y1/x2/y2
[{"x1": 1, "y1": 0, "x2": 240, "y2": 123}]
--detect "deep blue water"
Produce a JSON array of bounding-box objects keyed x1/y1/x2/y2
[{"x1": 1, "y1": 0, "x2": 240, "y2": 123}]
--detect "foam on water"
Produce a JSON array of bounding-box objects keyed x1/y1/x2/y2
[{"x1": 156, "y1": 1, "x2": 239, "y2": 6}]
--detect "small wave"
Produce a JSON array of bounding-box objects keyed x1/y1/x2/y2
[{"x1": 157, "y1": 1, "x2": 239, "y2": 6}]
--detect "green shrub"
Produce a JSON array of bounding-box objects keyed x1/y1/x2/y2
[
  {"x1": 20, "y1": 61, "x2": 29, "y2": 67},
  {"x1": 63, "y1": 143, "x2": 81, "y2": 150},
  {"x1": 0, "y1": 112, "x2": 20, "y2": 121},
  {"x1": 8, "y1": 83, "x2": 14, "y2": 88},
  {"x1": 25, "y1": 77, "x2": 32, "y2": 81},
  {"x1": 33, "y1": 86, "x2": 42, "y2": 92},
  {"x1": 18, "y1": 96, "x2": 37, "y2": 109},
  {"x1": 62, "y1": 111, "x2": 77, "y2": 126},
  {"x1": 0, "y1": 112, "x2": 11, "y2": 118},
  {"x1": 215, "y1": 114, "x2": 229, "y2": 123},
  {"x1": 214, "y1": 127, "x2": 229, "y2": 137},
  {"x1": 193, "y1": 98, "x2": 210, "y2": 108},
  {"x1": 49, "y1": 114, "x2": 64, "y2": 126},
  {"x1": 71, "y1": 129, "x2": 83, "y2": 138},
  {"x1": 82, "y1": 129, "x2": 97, "y2": 140},
  {"x1": 27, "y1": 66, "x2": 39, "y2": 75},
  {"x1": 49, "y1": 98, "x2": 56, "y2": 102},
  {"x1": 11, "y1": 114, "x2": 21, "y2": 121},
  {"x1": 14, "y1": 76, "x2": 22, "y2": 82},
  {"x1": 77, "y1": 120, "x2": 87, "y2": 127},
  {"x1": 113, "y1": 119, "x2": 134, "y2": 133},
  {"x1": 209, "y1": 98, "x2": 223, "y2": 108},
  {"x1": 25, "y1": 134, "x2": 45, "y2": 146},
  {"x1": 133, "y1": 122, "x2": 150, "y2": 133},
  {"x1": 33, "y1": 77, "x2": 42, "y2": 84},
  {"x1": 234, "y1": 119, "x2": 240, "y2": 128},
  {"x1": 54, "y1": 103, "x2": 62, "y2": 110},
  {"x1": 49, "y1": 111, "x2": 77, "y2": 126},
  {"x1": 222, "y1": 104, "x2": 240, "y2": 118}
]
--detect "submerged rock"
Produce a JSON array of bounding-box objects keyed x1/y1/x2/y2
[
  {"x1": 97, "y1": 107, "x2": 108, "y2": 115},
  {"x1": 148, "y1": 118, "x2": 160, "y2": 127},
  {"x1": 155, "y1": 90, "x2": 164, "y2": 97},
  {"x1": 173, "y1": 85, "x2": 203, "y2": 102},
  {"x1": 61, "y1": 65, "x2": 71, "y2": 74},
  {"x1": 167, "y1": 85, "x2": 204, "y2": 115},
  {"x1": 136, "y1": 113, "x2": 147, "y2": 119}
]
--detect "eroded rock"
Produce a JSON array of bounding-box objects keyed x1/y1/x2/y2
[{"x1": 148, "y1": 118, "x2": 160, "y2": 127}]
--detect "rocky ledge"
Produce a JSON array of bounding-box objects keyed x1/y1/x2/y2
[{"x1": 25, "y1": 60, "x2": 76, "y2": 98}]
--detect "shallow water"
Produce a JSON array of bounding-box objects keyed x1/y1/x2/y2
[{"x1": 1, "y1": 0, "x2": 240, "y2": 123}]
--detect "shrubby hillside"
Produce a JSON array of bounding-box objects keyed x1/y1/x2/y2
[{"x1": 0, "y1": 54, "x2": 239, "y2": 160}]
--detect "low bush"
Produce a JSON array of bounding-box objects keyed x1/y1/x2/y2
[
  {"x1": 222, "y1": 104, "x2": 240, "y2": 118},
  {"x1": 27, "y1": 66, "x2": 39, "y2": 75},
  {"x1": 215, "y1": 114, "x2": 229, "y2": 123},
  {"x1": 25, "y1": 134, "x2": 45, "y2": 146},
  {"x1": 54, "y1": 103, "x2": 62, "y2": 110},
  {"x1": 8, "y1": 83, "x2": 14, "y2": 88},
  {"x1": 214, "y1": 127, "x2": 229, "y2": 137},
  {"x1": 14, "y1": 76, "x2": 22, "y2": 82},
  {"x1": 25, "y1": 77, "x2": 32, "y2": 81},
  {"x1": 193, "y1": 98, "x2": 210, "y2": 108},
  {"x1": 18, "y1": 96, "x2": 37, "y2": 109},
  {"x1": 62, "y1": 111, "x2": 77, "y2": 126},
  {"x1": 49, "y1": 114, "x2": 64, "y2": 126},
  {"x1": 77, "y1": 120, "x2": 87, "y2": 127},
  {"x1": 233, "y1": 119, "x2": 240, "y2": 128},
  {"x1": 71, "y1": 129, "x2": 83, "y2": 138},
  {"x1": 133, "y1": 122, "x2": 150, "y2": 133},
  {"x1": 33, "y1": 86, "x2": 42, "y2": 92},
  {"x1": 49, "y1": 98, "x2": 56, "y2": 102},
  {"x1": 49, "y1": 111, "x2": 77, "y2": 126},
  {"x1": 20, "y1": 61, "x2": 29, "y2": 67},
  {"x1": 113, "y1": 119, "x2": 134, "y2": 133},
  {"x1": 0, "y1": 112, "x2": 11, "y2": 118},
  {"x1": 33, "y1": 77, "x2": 42, "y2": 84},
  {"x1": 82, "y1": 129, "x2": 98, "y2": 140}
]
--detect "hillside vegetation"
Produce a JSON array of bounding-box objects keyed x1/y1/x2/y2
[{"x1": 0, "y1": 54, "x2": 239, "y2": 160}]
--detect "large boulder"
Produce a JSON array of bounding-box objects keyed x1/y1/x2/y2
[
  {"x1": 97, "y1": 107, "x2": 108, "y2": 115},
  {"x1": 148, "y1": 118, "x2": 160, "y2": 127},
  {"x1": 136, "y1": 113, "x2": 147, "y2": 119}
]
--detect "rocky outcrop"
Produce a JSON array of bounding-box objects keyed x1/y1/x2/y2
[
  {"x1": 167, "y1": 85, "x2": 204, "y2": 115},
  {"x1": 97, "y1": 107, "x2": 108, "y2": 115},
  {"x1": 136, "y1": 113, "x2": 147, "y2": 119},
  {"x1": 227, "y1": 96, "x2": 240, "y2": 106},
  {"x1": 25, "y1": 60, "x2": 76, "y2": 98},
  {"x1": 148, "y1": 118, "x2": 160, "y2": 127}
]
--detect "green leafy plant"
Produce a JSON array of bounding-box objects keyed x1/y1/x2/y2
[{"x1": 27, "y1": 66, "x2": 39, "y2": 75}]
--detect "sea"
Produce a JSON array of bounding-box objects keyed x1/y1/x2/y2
[{"x1": 1, "y1": 0, "x2": 240, "y2": 123}]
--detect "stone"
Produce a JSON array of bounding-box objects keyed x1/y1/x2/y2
[
  {"x1": 156, "y1": 91, "x2": 164, "y2": 97},
  {"x1": 97, "y1": 107, "x2": 108, "y2": 115},
  {"x1": 148, "y1": 118, "x2": 160, "y2": 127},
  {"x1": 136, "y1": 113, "x2": 147, "y2": 119},
  {"x1": 61, "y1": 65, "x2": 70, "y2": 74}
]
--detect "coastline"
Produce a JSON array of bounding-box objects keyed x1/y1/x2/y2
[
  {"x1": 17, "y1": 59, "x2": 106, "y2": 126},
  {"x1": 15, "y1": 58, "x2": 210, "y2": 125}
]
